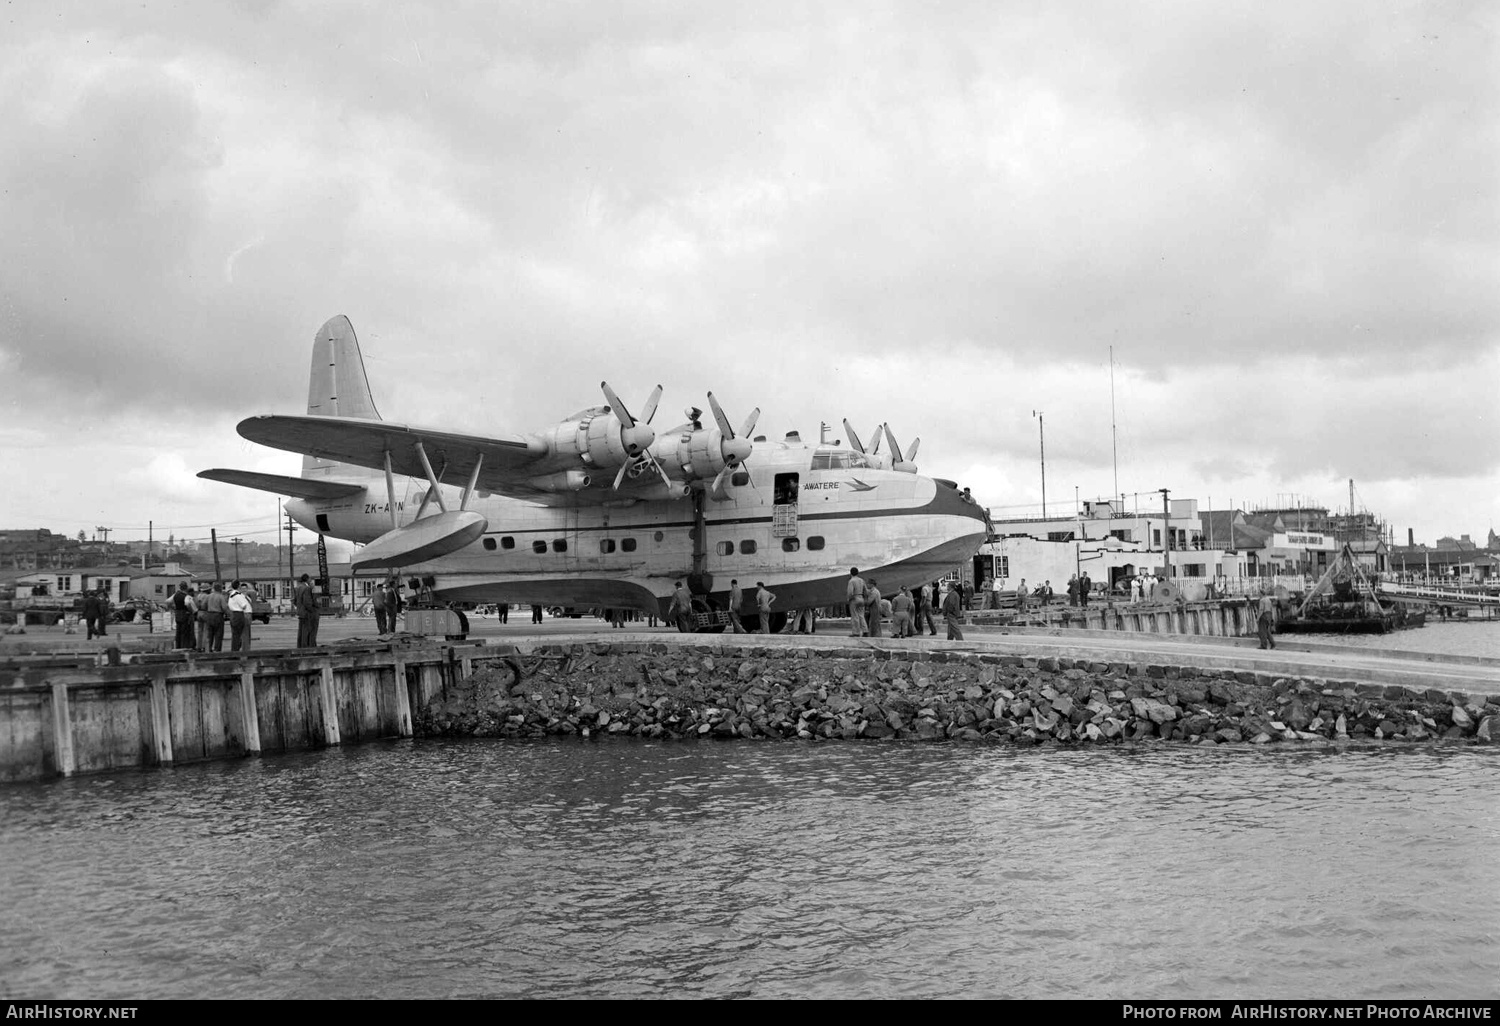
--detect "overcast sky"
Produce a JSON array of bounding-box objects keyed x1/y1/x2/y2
[{"x1": 2, "y1": 0, "x2": 1495, "y2": 554}]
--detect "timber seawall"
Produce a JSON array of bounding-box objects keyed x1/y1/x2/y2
[{"x1": 3, "y1": 637, "x2": 1496, "y2": 783}]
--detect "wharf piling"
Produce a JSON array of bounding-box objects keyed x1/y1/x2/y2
[
  {"x1": 1, "y1": 642, "x2": 505, "y2": 782},
  {"x1": 972, "y1": 597, "x2": 1258, "y2": 636}
]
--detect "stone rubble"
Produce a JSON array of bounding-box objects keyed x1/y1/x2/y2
[{"x1": 417, "y1": 643, "x2": 1500, "y2": 747}]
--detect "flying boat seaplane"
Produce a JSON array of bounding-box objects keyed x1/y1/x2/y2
[{"x1": 200, "y1": 316, "x2": 989, "y2": 631}]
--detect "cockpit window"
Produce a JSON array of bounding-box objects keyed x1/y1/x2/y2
[{"x1": 811, "y1": 450, "x2": 872, "y2": 470}]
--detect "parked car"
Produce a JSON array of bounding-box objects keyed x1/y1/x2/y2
[
  {"x1": 245, "y1": 588, "x2": 273, "y2": 624},
  {"x1": 109, "y1": 598, "x2": 158, "y2": 623}
]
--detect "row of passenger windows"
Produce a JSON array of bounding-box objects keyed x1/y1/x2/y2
[
  {"x1": 482, "y1": 536, "x2": 640, "y2": 554},
  {"x1": 480, "y1": 535, "x2": 825, "y2": 554},
  {"x1": 715, "y1": 537, "x2": 825, "y2": 554}
]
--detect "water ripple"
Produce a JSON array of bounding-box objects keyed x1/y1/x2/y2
[{"x1": 1, "y1": 738, "x2": 1496, "y2": 998}]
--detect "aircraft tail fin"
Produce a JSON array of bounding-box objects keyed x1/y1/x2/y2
[{"x1": 303, "y1": 315, "x2": 382, "y2": 476}]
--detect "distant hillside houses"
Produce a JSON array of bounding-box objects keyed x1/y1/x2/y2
[
  {"x1": 0, "y1": 526, "x2": 327, "y2": 573},
  {"x1": 0, "y1": 529, "x2": 119, "y2": 570}
]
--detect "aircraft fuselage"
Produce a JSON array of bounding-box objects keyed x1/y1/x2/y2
[{"x1": 285, "y1": 439, "x2": 987, "y2": 616}]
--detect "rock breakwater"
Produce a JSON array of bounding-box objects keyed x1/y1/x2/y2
[{"x1": 418, "y1": 643, "x2": 1498, "y2": 746}]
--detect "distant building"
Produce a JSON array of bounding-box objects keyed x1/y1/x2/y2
[
  {"x1": 1201, "y1": 505, "x2": 1390, "y2": 575},
  {"x1": 978, "y1": 498, "x2": 1246, "y2": 599},
  {"x1": 135, "y1": 563, "x2": 200, "y2": 601},
  {"x1": 0, "y1": 565, "x2": 146, "y2": 603},
  {"x1": 1389, "y1": 533, "x2": 1498, "y2": 582}
]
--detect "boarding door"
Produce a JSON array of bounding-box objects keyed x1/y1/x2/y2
[{"x1": 772, "y1": 474, "x2": 799, "y2": 539}]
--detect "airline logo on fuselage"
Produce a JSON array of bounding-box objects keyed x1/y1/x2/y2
[{"x1": 803, "y1": 479, "x2": 877, "y2": 493}]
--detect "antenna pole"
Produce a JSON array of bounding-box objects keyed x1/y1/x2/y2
[
  {"x1": 1033, "y1": 410, "x2": 1046, "y2": 518},
  {"x1": 1110, "y1": 346, "x2": 1119, "y2": 507}
]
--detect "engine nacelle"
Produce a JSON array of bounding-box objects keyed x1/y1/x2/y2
[
  {"x1": 539, "y1": 411, "x2": 650, "y2": 472},
  {"x1": 633, "y1": 480, "x2": 691, "y2": 501},
  {"x1": 669, "y1": 427, "x2": 729, "y2": 482},
  {"x1": 525, "y1": 470, "x2": 592, "y2": 492}
]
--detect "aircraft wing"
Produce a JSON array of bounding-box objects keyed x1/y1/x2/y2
[
  {"x1": 236, "y1": 415, "x2": 546, "y2": 494},
  {"x1": 196, "y1": 469, "x2": 368, "y2": 501}
]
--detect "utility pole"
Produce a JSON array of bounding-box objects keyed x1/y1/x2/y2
[
  {"x1": 1074, "y1": 485, "x2": 1082, "y2": 585},
  {"x1": 1033, "y1": 409, "x2": 1046, "y2": 518},
  {"x1": 1160, "y1": 488, "x2": 1172, "y2": 579},
  {"x1": 286, "y1": 513, "x2": 298, "y2": 596}
]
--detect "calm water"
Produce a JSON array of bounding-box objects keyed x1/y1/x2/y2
[
  {"x1": 1303, "y1": 618, "x2": 1500, "y2": 660},
  {"x1": 2, "y1": 738, "x2": 1496, "y2": 999}
]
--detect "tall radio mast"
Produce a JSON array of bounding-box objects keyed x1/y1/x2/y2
[{"x1": 1110, "y1": 346, "x2": 1120, "y2": 509}]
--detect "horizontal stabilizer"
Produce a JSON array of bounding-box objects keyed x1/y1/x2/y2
[{"x1": 197, "y1": 469, "x2": 368, "y2": 501}]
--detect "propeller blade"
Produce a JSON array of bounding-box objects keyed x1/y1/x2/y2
[
  {"x1": 710, "y1": 464, "x2": 731, "y2": 498},
  {"x1": 640, "y1": 384, "x2": 662, "y2": 424},
  {"x1": 612, "y1": 460, "x2": 631, "y2": 490},
  {"x1": 843, "y1": 419, "x2": 865, "y2": 455},
  {"x1": 739, "y1": 407, "x2": 760, "y2": 439},
  {"x1": 707, "y1": 391, "x2": 734, "y2": 438},
  {"x1": 869, "y1": 424, "x2": 883, "y2": 456},
  {"x1": 601, "y1": 381, "x2": 634, "y2": 427},
  {"x1": 652, "y1": 455, "x2": 674, "y2": 491},
  {"x1": 882, "y1": 424, "x2": 904, "y2": 465},
  {"x1": 908, "y1": 437, "x2": 920, "y2": 461}
]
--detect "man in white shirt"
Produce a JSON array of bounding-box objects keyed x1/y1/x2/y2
[{"x1": 228, "y1": 582, "x2": 254, "y2": 652}]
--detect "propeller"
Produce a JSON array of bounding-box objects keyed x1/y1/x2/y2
[
  {"x1": 843, "y1": 419, "x2": 889, "y2": 467},
  {"x1": 614, "y1": 451, "x2": 675, "y2": 491},
  {"x1": 602, "y1": 382, "x2": 670, "y2": 490},
  {"x1": 707, "y1": 391, "x2": 760, "y2": 497},
  {"x1": 842, "y1": 419, "x2": 867, "y2": 456},
  {"x1": 601, "y1": 381, "x2": 661, "y2": 458},
  {"x1": 882, "y1": 424, "x2": 921, "y2": 474}
]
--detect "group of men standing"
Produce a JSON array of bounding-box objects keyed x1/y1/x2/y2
[
  {"x1": 1066, "y1": 573, "x2": 1093, "y2": 607},
  {"x1": 685, "y1": 578, "x2": 779, "y2": 634},
  {"x1": 369, "y1": 578, "x2": 403, "y2": 634},
  {"x1": 846, "y1": 569, "x2": 960, "y2": 639},
  {"x1": 1126, "y1": 573, "x2": 1164, "y2": 603},
  {"x1": 80, "y1": 589, "x2": 112, "y2": 639},
  {"x1": 167, "y1": 580, "x2": 258, "y2": 652}
]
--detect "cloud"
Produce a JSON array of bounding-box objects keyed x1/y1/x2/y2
[{"x1": 0, "y1": 2, "x2": 1493, "y2": 548}]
